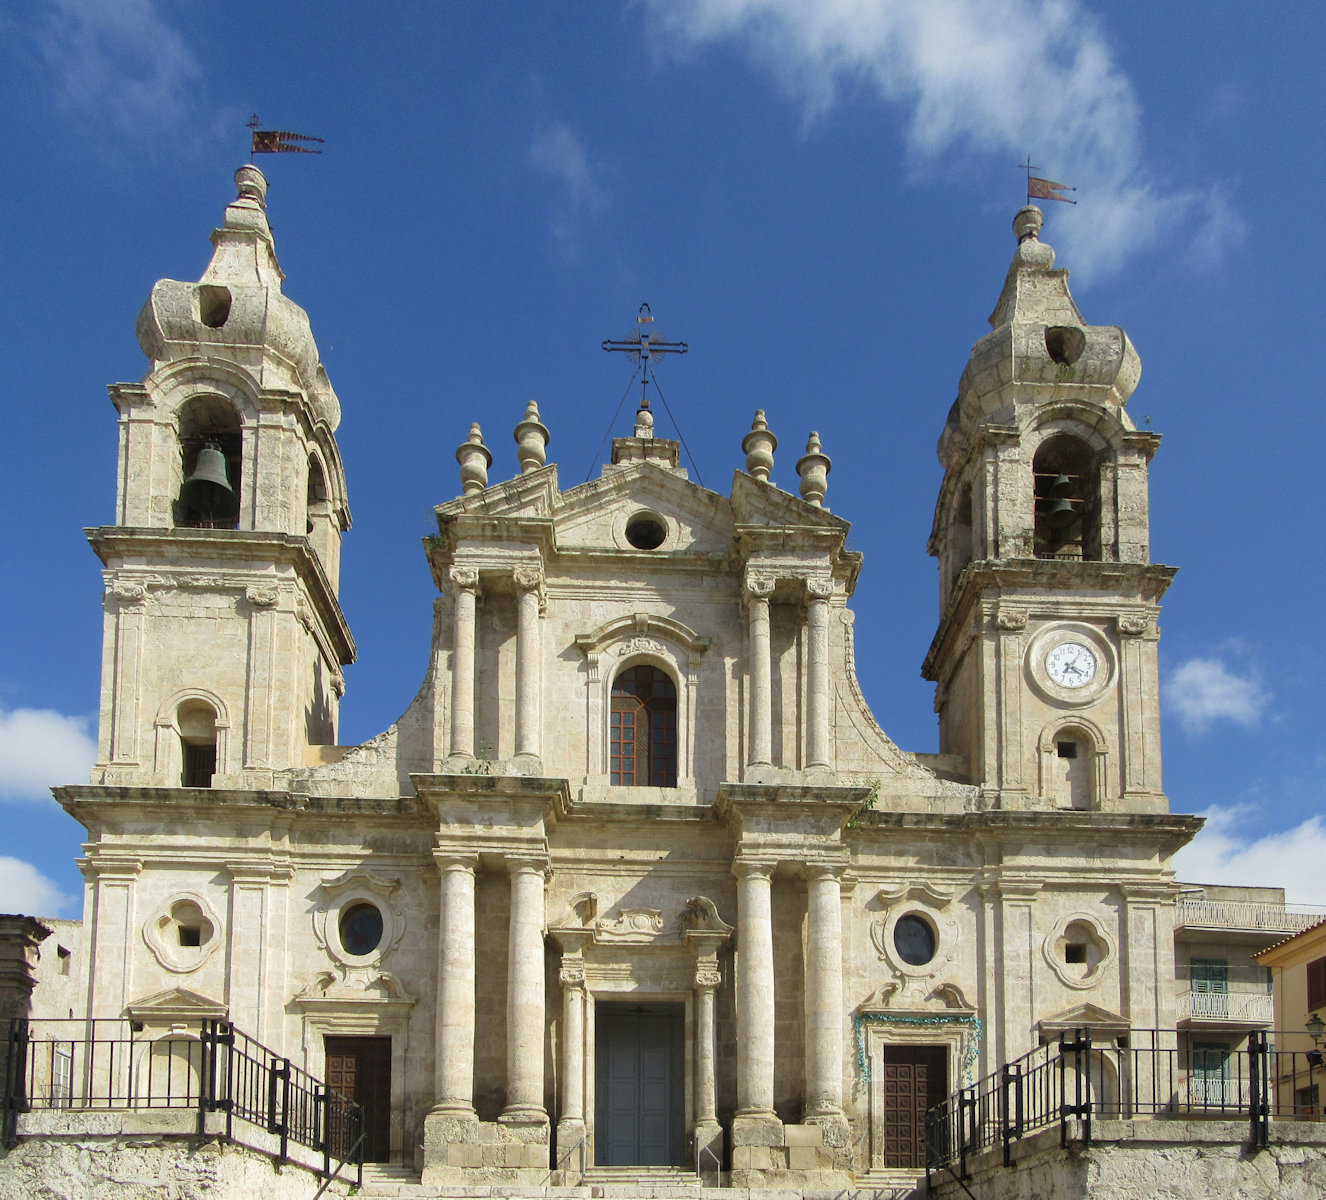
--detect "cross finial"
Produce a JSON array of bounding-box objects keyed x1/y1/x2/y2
[{"x1": 602, "y1": 302, "x2": 689, "y2": 412}]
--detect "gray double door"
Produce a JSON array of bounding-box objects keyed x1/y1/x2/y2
[{"x1": 594, "y1": 1003, "x2": 686, "y2": 1166}]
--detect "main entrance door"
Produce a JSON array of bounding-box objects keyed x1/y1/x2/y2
[
  {"x1": 594, "y1": 1003, "x2": 685, "y2": 1166},
  {"x1": 880, "y1": 1044, "x2": 947, "y2": 1169},
  {"x1": 324, "y1": 1036, "x2": 392, "y2": 1162}
]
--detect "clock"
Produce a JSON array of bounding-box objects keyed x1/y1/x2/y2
[{"x1": 1045, "y1": 642, "x2": 1097, "y2": 689}]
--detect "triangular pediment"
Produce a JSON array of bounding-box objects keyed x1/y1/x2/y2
[
  {"x1": 1037, "y1": 1001, "x2": 1130, "y2": 1038},
  {"x1": 730, "y1": 470, "x2": 850, "y2": 533},
  {"x1": 553, "y1": 461, "x2": 736, "y2": 555},
  {"x1": 126, "y1": 986, "x2": 228, "y2": 1022},
  {"x1": 435, "y1": 463, "x2": 560, "y2": 521}
]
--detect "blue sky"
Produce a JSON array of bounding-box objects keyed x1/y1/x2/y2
[{"x1": 1, "y1": 1, "x2": 1323, "y2": 915}]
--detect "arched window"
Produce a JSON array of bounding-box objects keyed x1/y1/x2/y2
[
  {"x1": 610, "y1": 665, "x2": 677, "y2": 787},
  {"x1": 1052, "y1": 729, "x2": 1093, "y2": 810},
  {"x1": 178, "y1": 700, "x2": 218, "y2": 788},
  {"x1": 177, "y1": 397, "x2": 241, "y2": 529},
  {"x1": 1033, "y1": 435, "x2": 1099, "y2": 561}
]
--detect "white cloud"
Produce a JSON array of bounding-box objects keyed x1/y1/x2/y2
[
  {"x1": 646, "y1": 0, "x2": 1242, "y2": 275},
  {"x1": 1165, "y1": 657, "x2": 1269, "y2": 735},
  {"x1": 1173, "y1": 806, "x2": 1326, "y2": 908},
  {"x1": 35, "y1": 0, "x2": 210, "y2": 148},
  {"x1": 529, "y1": 120, "x2": 609, "y2": 254},
  {"x1": 0, "y1": 857, "x2": 76, "y2": 918},
  {"x1": 0, "y1": 708, "x2": 97, "y2": 802}
]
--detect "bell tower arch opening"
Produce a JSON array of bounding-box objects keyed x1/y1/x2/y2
[
  {"x1": 177, "y1": 699, "x2": 219, "y2": 788},
  {"x1": 1033, "y1": 434, "x2": 1099, "y2": 561},
  {"x1": 176, "y1": 395, "x2": 241, "y2": 529}
]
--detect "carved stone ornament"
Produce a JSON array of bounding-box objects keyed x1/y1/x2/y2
[
  {"x1": 312, "y1": 869, "x2": 406, "y2": 970},
  {"x1": 245, "y1": 585, "x2": 279, "y2": 608},
  {"x1": 142, "y1": 891, "x2": 224, "y2": 975},
  {"x1": 681, "y1": 895, "x2": 734, "y2": 935},
  {"x1": 805, "y1": 576, "x2": 834, "y2": 601},
  {"x1": 449, "y1": 565, "x2": 480, "y2": 592},
  {"x1": 996, "y1": 608, "x2": 1029, "y2": 631},
  {"x1": 558, "y1": 891, "x2": 599, "y2": 928},
  {"x1": 694, "y1": 967, "x2": 722, "y2": 990},
  {"x1": 293, "y1": 969, "x2": 417, "y2": 1007},
  {"x1": 595, "y1": 908, "x2": 666, "y2": 943},
  {"x1": 296, "y1": 599, "x2": 315, "y2": 632},
  {"x1": 106, "y1": 581, "x2": 147, "y2": 607},
  {"x1": 1117, "y1": 614, "x2": 1150, "y2": 636},
  {"x1": 744, "y1": 573, "x2": 775, "y2": 600},
  {"x1": 559, "y1": 962, "x2": 586, "y2": 987},
  {"x1": 513, "y1": 566, "x2": 543, "y2": 592},
  {"x1": 619, "y1": 636, "x2": 666, "y2": 657}
]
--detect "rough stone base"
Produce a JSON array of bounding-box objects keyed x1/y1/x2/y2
[
  {"x1": 421, "y1": 1110, "x2": 550, "y2": 1185},
  {"x1": 928, "y1": 1118, "x2": 1326, "y2": 1200},
  {"x1": 0, "y1": 1126, "x2": 351, "y2": 1200},
  {"x1": 728, "y1": 1114, "x2": 853, "y2": 1189}
]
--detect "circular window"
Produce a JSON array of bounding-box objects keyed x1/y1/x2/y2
[
  {"x1": 625, "y1": 513, "x2": 667, "y2": 550},
  {"x1": 339, "y1": 903, "x2": 384, "y2": 957},
  {"x1": 893, "y1": 914, "x2": 936, "y2": 966}
]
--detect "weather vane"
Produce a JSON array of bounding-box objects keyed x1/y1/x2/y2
[
  {"x1": 1019, "y1": 156, "x2": 1077, "y2": 205},
  {"x1": 602, "y1": 303, "x2": 688, "y2": 413},
  {"x1": 248, "y1": 114, "x2": 325, "y2": 161}
]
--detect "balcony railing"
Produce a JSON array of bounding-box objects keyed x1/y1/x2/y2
[
  {"x1": 925, "y1": 1027, "x2": 1325, "y2": 1186},
  {"x1": 2, "y1": 1017, "x2": 363, "y2": 1187},
  {"x1": 1175, "y1": 898, "x2": 1326, "y2": 933},
  {"x1": 1178, "y1": 991, "x2": 1275, "y2": 1025}
]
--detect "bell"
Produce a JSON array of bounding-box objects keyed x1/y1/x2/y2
[
  {"x1": 1048, "y1": 473, "x2": 1074, "y2": 497},
  {"x1": 1045, "y1": 496, "x2": 1078, "y2": 529},
  {"x1": 181, "y1": 443, "x2": 238, "y2": 518}
]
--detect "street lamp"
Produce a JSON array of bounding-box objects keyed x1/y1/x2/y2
[{"x1": 1307, "y1": 1013, "x2": 1324, "y2": 1070}]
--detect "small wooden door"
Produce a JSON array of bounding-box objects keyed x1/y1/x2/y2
[
  {"x1": 595, "y1": 1004, "x2": 685, "y2": 1166},
  {"x1": 324, "y1": 1036, "x2": 392, "y2": 1162},
  {"x1": 881, "y1": 1045, "x2": 947, "y2": 1169}
]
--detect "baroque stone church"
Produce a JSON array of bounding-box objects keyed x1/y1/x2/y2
[{"x1": 50, "y1": 165, "x2": 1200, "y2": 1189}]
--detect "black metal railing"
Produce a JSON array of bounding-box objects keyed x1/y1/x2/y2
[
  {"x1": 2, "y1": 1017, "x2": 363, "y2": 1186},
  {"x1": 926, "y1": 1027, "x2": 1326, "y2": 1184}
]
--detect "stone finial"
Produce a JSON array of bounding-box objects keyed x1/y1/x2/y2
[
  {"x1": 513, "y1": 400, "x2": 550, "y2": 474},
  {"x1": 797, "y1": 431, "x2": 831, "y2": 507},
  {"x1": 235, "y1": 165, "x2": 268, "y2": 208},
  {"x1": 633, "y1": 403, "x2": 654, "y2": 439},
  {"x1": 1014, "y1": 204, "x2": 1042, "y2": 243},
  {"x1": 455, "y1": 423, "x2": 492, "y2": 495},
  {"x1": 742, "y1": 410, "x2": 777, "y2": 482}
]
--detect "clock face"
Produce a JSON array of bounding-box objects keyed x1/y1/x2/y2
[{"x1": 1046, "y1": 641, "x2": 1098, "y2": 688}]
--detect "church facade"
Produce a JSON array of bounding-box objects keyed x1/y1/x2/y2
[{"x1": 49, "y1": 166, "x2": 1203, "y2": 1188}]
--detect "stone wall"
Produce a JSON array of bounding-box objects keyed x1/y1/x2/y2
[
  {"x1": 928, "y1": 1118, "x2": 1326, "y2": 1200},
  {"x1": 0, "y1": 1120, "x2": 352, "y2": 1200}
]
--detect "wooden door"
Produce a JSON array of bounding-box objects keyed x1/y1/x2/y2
[
  {"x1": 594, "y1": 1004, "x2": 685, "y2": 1166},
  {"x1": 881, "y1": 1044, "x2": 947, "y2": 1169},
  {"x1": 324, "y1": 1036, "x2": 392, "y2": 1162}
]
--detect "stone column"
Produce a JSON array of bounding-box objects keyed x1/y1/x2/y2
[
  {"x1": 503, "y1": 856, "x2": 548, "y2": 1121},
  {"x1": 734, "y1": 859, "x2": 776, "y2": 1116},
  {"x1": 745, "y1": 574, "x2": 774, "y2": 769},
  {"x1": 805, "y1": 578, "x2": 832, "y2": 769},
  {"x1": 804, "y1": 863, "x2": 845, "y2": 1119},
  {"x1": 513, "y1": 567, "x2": 543, "y2": 766},
  {"x1": 433, "y1": 854, "x2": 478, "y2": 1115},
  {"x1": 556, "y1": 954, "x2": 588, "y2": 1180},
  {"x1": 694, "y1": 963, "x2": 722, "y2": 1170},
  {"x1": 449, "y1": 566, "x2": 479, "y2": 760}
]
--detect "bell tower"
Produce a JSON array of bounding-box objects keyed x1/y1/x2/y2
[
  {"x1": 90, "y1": 166, "x2": 355, "y2": 790},
  {"x1": 922, "y1": 206, "x2": 1173, "y2": 813}
]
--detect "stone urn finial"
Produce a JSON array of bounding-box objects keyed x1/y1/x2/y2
[
  {"x1": 513, "y1": 399, "x2": 550, "y2": 474},
  {"x1": 633, "y1": 402, "x2": 654, "y2": 439},
  {"x1": 1014, "y1": 204, "x2": 1043, "y2": 244},
  {"x1": 742, "y1": 410, "x2": 777, "y2": 482},
  {"x1": 797, "y1": 431, "x2": 831, "y2": 508},
  {"x1": 456, "y1": 423, "x2": 492, "y2": 495},
  {"x1": 234, "y1": 165, "x2": 268, "y2": 208}
]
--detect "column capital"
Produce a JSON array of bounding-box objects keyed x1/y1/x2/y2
[
  {"x1": 805, "y1": 575, "x2": 833, "y2": 601},
  {"x1": 558, "y1": 961, "x2": 586, "y2": 989},
  {"x1": 433, "y1": 851, "x2": 479, "y2": 875},
  {"x1": 506, "y1": 853, "x2": 551, "y2": 879},
  {"x1": 449, "y1": 564, "x2": 480, "y2": 593},
  {"x1": 803, "y1": 860, "x2": 846, "y2": 883},
  {"x1": 694, "y1": 965, "x2": 722, "y2": 991},
  {"x1": 732, "y1": 857, "x2": 777, "y2": 881},
  {"x1": 513, "y1": 565, "x2": 544, "y2": 592},
  {"x1": 743, "y1": 572, "x2": 776, "y2": 601}
]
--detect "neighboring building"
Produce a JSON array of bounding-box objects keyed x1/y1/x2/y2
[
  {"x1": 10, "y1": 166, "x2": 1300, "y2": 1194},
  {"x1": 1256, "y1": 917, "x2": 1326, "y2": 1117}
]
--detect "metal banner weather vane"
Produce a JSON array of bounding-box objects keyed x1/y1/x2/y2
[
  {"x1": 1020, "y1": 156, "x2": 1077, "y2": 204},
  {"x1": 249, "y1": 114, "x2": 324, "y2": 159}
]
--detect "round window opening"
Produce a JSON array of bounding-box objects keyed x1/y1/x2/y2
[
  {"x1": 625, "y1": 514, "x2": 667, "y2": 550},
  {"x1": 894, "y1": 914, "x2": 937, "y2": 966},
  {"x1": 339, "y1": 902, "x2": 384, "y2": 957}
]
